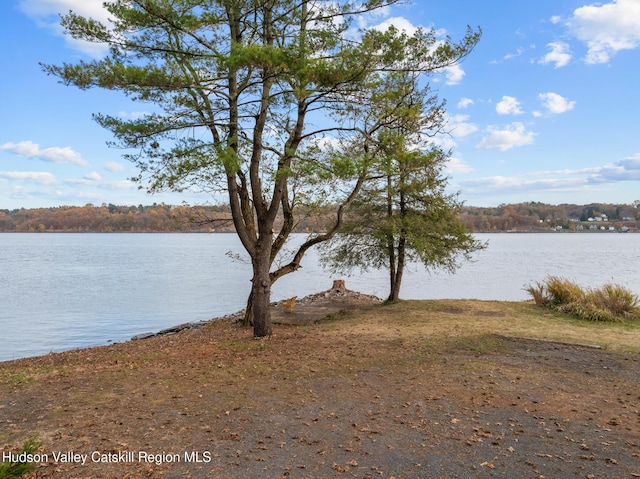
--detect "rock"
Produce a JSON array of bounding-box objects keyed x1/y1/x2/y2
[
  {"x1": 132, "y1": 320, "x2": 211, "y2": 341},
  {"x1": 131, "y1": 332, "x2": 156, "y2": 341}
]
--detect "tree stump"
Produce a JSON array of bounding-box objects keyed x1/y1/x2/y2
[
  {"x1": 281, "y1": 296, "x2": 297, "y2": 313},
  {"x1": 331, "y1": 279, "x2": 346, "y2": 293}
]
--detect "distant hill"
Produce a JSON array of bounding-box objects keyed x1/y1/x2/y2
[
  {"x1": 461, "y1": 201, "x2": 639, "y2": 232},
  {"x1": 0, "y1": 203, "x2": 330, "y2": 233},
  {"x1": 0, "y1": 204, "x2": 233, "y2": 233},
  {"x1": 1, "y1": 201, "x2": 638, "y2": 233}
]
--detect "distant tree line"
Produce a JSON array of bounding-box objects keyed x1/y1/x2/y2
[
  {"x1": 460, "y1": 201, "x2": 640, "y2": 232},
  {"x1": 1, "y1": 201, "x2": 637, "y2": 233},
  {"x1": 0, "y1": 203, "x2": 333, "y2": 233},
  {"x1": 0, "y1": 204, "x2": 230, "y2": 232}
]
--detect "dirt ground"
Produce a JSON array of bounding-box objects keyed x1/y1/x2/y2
[{"x1": 1, "y1": 291, "x2": 639, "y2": 479}]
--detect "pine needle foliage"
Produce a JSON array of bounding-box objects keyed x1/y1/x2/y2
[
  {"x1": 319, "y1": 72, "x2": 485, "y2": 302},
  {"x1": 42, "y1": 0, "x2": 481, "y2": 336},
  {"x1": 0, "y1": 437, "x2": 41, "y2": 479}
]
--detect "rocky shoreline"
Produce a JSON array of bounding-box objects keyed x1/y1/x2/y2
[{"x1": 131, "y1": 283, "x2": 383, "y2": 340}]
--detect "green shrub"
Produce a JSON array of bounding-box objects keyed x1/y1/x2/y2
[
  {"x1": 526, "y1": 277, "x2": 640, "y2": 322},
  {"x1": 0, "y1": 437, "x2": 41, "y2": 479}
]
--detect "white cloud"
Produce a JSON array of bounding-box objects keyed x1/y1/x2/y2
[
  {"x1": 368, "y1": 17, "x2": 468, "y2": 86},
  {"x1": 104, "y1": 161, "x2": 127, "y2": 172},
  {"x1": 496, "y1": 96, "x2": 523, "y2": 115},
  {"x1": 538, "y1": 92, "x2": 576, "y2": 114},
  {"x1": 503, "y1": 47, "x2": 525, "y2": 61},
  {"x1": 490, "y1": 47, "x2": 526, "y2": 65},
  {"x1": 371, "y1": 16, "x2": 418, "y2": 36},
  {"x1": 539, "y1": 42, "x2": 572, "y2": 68},
  {"x1": 347, "y1": 3, "x2": 392, "y2": 32},
  {"x1": 262, "y1": 123, "x2": 282, "y2": 140},
  {"x1": 447, "y1": 157, "x2": 474, "y2": 174},
  {"x1": 84, "y1": 171, "x2": 102, "y2": 181},
  {"x1": 0, "y1": 171, "x2": 57, "y2": 185},
  {"x1": 531, "y1": 155, "x2": 640, "y2": 182},
  {"x1": 460, "y1": 153, "x2": 640, "y2": 198},
  {"x1": 442, "y1": 64, "x2": 465, "y2": 85},
  {"x1": 477, "y1": 122, "x2": 536, "y2": 151},
  {"x1": 65, "y1": 178, "x2": 97, "y2": 187},
  {"x1": 108, "y1": 180, "x2": 138, "y2": 190},
  {"x1": 583, "y1": 154, "x2": 640, "y2": 182},
  {"x1": 117, "y1": 110, "x2": 152, "y2": 120},
  {"x1": 19, "y1": 0, "x2": 110, "y2": 21},
  {"x1": 0, "y1": 140, "x2": 88, "y2": 166},
  {"x1": 448, "y1": 114, "x2": 478, "y2": 138},
  {"x1": 312, "y1": 135, "x2": 342, "y2": 151},
  {"x1": 432, "y1": 135, "x2": 456, "y2": 151},
  {"x1": 460, "y1": 175, "x2": 588, "y2": 197},
  {"x1": 60, "y1": 34, "x2": 109, "y2": 58},
  {"x1": 65, "y1": 176, "x2": 137, "y2": 189},
  {"x1": 566, "y1": 0, "x2": 640, "y2": 64},
  {"x1": 457, "y1": 98, "x2": 474, "y2": 109},
  {"x1": 19, "y1": 0, "x2": 111, "y2": 58},
  {"x1": 618, "y1": 154, "x2": 640, "y2": 169},
  {"x1": 550, "y1": 15, "x2": 562, "y2": 24},
  {"x1": 364, "y1": 4, "x2": 392, "y2": 20}
]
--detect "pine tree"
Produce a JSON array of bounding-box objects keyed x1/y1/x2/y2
[
  {"x1": 43, "y1": 1, "x2": 480, "y2": 335},
  {"x1": 321, "y1": 73, "x2": 484, "y2": 302}
]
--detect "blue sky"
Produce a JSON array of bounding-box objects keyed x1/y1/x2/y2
[{"x1": 1, "y1": 0, "x2": 639, "y2": 209}]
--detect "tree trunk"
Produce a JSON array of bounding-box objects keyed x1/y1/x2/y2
[
  {"x1": 242, "y1": 292, "x2": 254, "y2": 327},
  {"x1": 387, "y1": 164, "x2": 406, "y2": 303},
  {"x1": 385, "y1": 171, "x2": 397, "y2": 303},
  {"x1": 388, "y1": 276, "x2": 400, "y2": 303},
  {"x1": 331, "y1": 279, "x2": 346, "y2": 293},
  {"x1": 250, "y1": 237, "x2": 273, "y2": 337},
  {"x1": 387, "y1": 242, "x2": 397, "y2": 303},
  {"x1": 388, "y1": 236, "x2": 405, "y2": 303}
]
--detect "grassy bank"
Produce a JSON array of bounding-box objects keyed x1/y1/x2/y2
[
  {"x1": 370, "y1": 299, "x2": 640, "y2": 352},
  {"x1": 1, "y1": 299, "x2": 639, "y2": 391},
  {"x1": 1, "y1": 299, "x2": 640, "y2": 478}
]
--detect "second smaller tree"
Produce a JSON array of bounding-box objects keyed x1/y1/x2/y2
[{"x1": 320, "y1": 73, "x2": 484, "y2": 302}]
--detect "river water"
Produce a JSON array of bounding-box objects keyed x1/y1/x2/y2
[{"x1": 1, "y1": 232, "x2": 639, "y2": 361}]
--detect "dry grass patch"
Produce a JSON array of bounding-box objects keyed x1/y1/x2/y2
[
  {"x1": 318, "y1": 299, "x2": 640, "y2": 353},
  {"x1": 527, "y1": 276, "x2": 640, "y2": 322}
]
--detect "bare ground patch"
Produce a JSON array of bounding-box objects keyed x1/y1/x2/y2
[{"x1": 1, "y1": 294, "x2": 639, "y2": 478}]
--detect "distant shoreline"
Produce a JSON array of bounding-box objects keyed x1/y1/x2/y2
[
  {"x1": 1, "y1": 229, "x2": 637, "y2": 234},
  {"x1": 1, "y1": 202, "x2": 638, "y2": 233}
]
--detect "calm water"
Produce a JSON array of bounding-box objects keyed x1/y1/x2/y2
[{"x1": 1, "y1": 232, "x2": 639, "y2": 362}]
